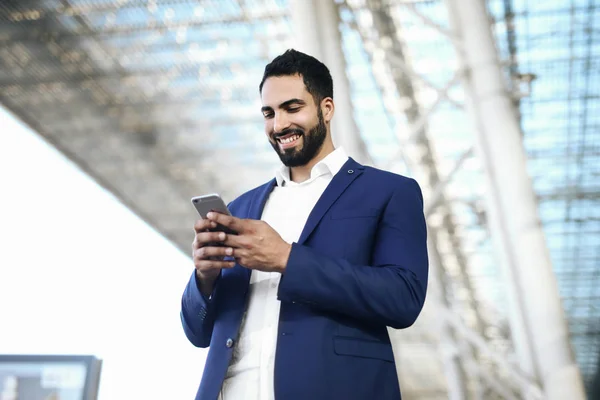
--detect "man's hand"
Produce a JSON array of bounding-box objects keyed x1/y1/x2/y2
[
  {"x1": 192, "y1": 218, "x2": 236, "y2": 296},
  {"x1": 206, "y1": 212, "x2": 291, "y2": 273}
]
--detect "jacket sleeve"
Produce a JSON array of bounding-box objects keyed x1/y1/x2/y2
[
  {"x1": 180, "y1": 271, "x2": 221, "y2": 347},
  {"x1": 180, "y1": 200, "x2": 238, "y2": 347},
  {"x1": 277, "y1": 179, "x2": 428, "y2": 329}
]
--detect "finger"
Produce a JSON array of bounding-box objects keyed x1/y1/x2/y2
[
  {"x1": 223, "y1": 234, "x2": 250, "y2": 249},
  {"x1": 195, "y1": 259, "x2": 236, "y2": 271},
  {"x1": 194, "y1": 231, "x2": 227, "y2": 248},
  {"x1": 206, "y1": 212, "x2": 246, "y2": 233},
  {"x1": 194, "y1": 219, "x2": 217, "y2": 233},
  {"x1": 231, "y1": 248, "x2": 249, "y2": 259},
  {"x1": 194, "y1": 245, "x2": 234, "y2": 260}
]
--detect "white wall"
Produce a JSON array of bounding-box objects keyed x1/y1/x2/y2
[{"x1": 0, "y1": 106, "x2": 208, "y2": 399}]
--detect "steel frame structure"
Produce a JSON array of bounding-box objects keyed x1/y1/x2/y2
[{"x1": 340, "y1": 0, "x2": 589, "y2": 398}]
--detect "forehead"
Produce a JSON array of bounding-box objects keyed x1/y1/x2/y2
[{"x1": 261, "y1": 75, "x2": 314, "y2": 107}]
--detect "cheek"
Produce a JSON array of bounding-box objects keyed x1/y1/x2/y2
[
  {"x1": 297, "y1": 113, "x2": 317, "y2": 130},
  {"x1": 264, "y1": 122, "x2": 273, "y2": 137}
]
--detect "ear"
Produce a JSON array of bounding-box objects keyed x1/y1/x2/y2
[{"x1": 321, "y1": 98, "x2": 335, "y2": 122}]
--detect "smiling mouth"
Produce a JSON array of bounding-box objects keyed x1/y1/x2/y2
[
  {"x1": 275, "y1": 133, "x2": 302, "y2": 150},
  {"x1": 277, "y1": 134, "x2": 301, "y2": 144}
]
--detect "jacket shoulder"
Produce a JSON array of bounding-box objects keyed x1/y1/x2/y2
[
  {"x1": 362, "y1": 165, "x2": 421, "y2": 188},
  {"x1": 361, "y1": 166, "x2": 424, "y2": 209}
]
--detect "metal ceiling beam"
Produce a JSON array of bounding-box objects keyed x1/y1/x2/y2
[
  {"x1": 393, "y1": 1, "x2": 462, "y2": 49},
  {"x1": 2, "y1": 12, "x2": 289, "y2": 42},
  {"x1": 424, "y1": 148, "x2": 473, "y2": 217},
  {"x1": 440, "y1": 305, "x2": 543, "y2": 398},
  {"x1": 569, "y1": 0, "x2": 597, "y2": 220},
  {"x1": 442, "y1": 0, "x2": 587, "y2": 398},
  {"x1": 427, "y1": 231, "x2": 468, "y2": 400},
  {"x1": 1, "y1": 0, "x2": 188, "y2": 17},
  {"x1": 382, "y1": 71, "x2": 463, "y2": 170},
  {"x1": 289, "y1": 0, "x2": 373, "y2": 166},
  {"x1": 501, "y1": 0, "x2": 522, "y2": 116},
  {"x1": 1, "y1": 32, "x2": 289, "y2": 57},
  {"x1": 0, "y1": 65, "x2": 264, "y2": 88},
  {"x1": 341, "y1": 2, "x2": 543, "y2": 396},
  {"x1": 364, "y1": 0, "x2": 486, "y2": 343},
  {"x1": 591, "y1": 351, "x2": 600, "y2": 398},
  {"x1": 345, "y1": 0, "x2": 490, "y2": 396}
]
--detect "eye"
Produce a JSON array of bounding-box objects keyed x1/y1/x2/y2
[
  {"x1": 263, "y1": 112, "x2": 274, "y2": 119},
  {"x1": 287, "y1": 107, "x2": 301, "y2": 113}
]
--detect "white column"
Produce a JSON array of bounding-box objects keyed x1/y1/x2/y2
[
  {"x1": 289, "y1": 0, "x2": 372, "y2": 165},
  {"x1": 443, "y1": 0, "x2": 586, "y2": 398}
]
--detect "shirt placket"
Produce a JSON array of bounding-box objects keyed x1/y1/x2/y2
[{"x1": 258, "y1": 271, "x2": 282, "y2": 400}]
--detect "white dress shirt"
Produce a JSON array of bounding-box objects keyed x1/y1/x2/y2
[{"x1": 219, "y1": 147, "x2": 349, "y2": 400}]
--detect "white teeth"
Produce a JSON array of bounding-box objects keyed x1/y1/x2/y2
[{"x1": 280, "y1": 134, "x2": 299, "y2": 144}]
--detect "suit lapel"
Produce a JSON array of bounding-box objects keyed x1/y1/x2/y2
[
  {"x1": 238, "y1": 178, "x2": 277, "y2": 282},
  {"x1": 248, "y1": 178, "x2": 277, "y2": 220},
  {"x1": 297, "y1": 158, "x2": 364, "y2": 245}
]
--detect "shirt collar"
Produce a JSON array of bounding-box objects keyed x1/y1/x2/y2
[{"x1": 275, "y1": 147, "x2": 349, "y2": 187}]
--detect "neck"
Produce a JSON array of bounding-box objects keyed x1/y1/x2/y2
[{"x1": 289, "y1": 140, "x2": 335, "y2": 183}]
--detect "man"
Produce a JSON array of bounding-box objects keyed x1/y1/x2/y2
[{"x1": 180, "y1": 49, "x2": 428, "y2": 400}]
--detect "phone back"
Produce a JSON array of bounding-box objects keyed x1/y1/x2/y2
[
  {"x1": 191, "y1": 194, "x2": 230, "y2": 218},
  {"x1": 191, "y1": 194, "x2": 236, "y2": 235}
]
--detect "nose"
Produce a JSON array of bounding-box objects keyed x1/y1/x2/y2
[{"x1": 273, "y1": 111, "x2": 291, "y2": 134}]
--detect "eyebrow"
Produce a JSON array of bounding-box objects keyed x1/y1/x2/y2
[{"x1": 261, "y1": 98, "x2": 306, "y2": 113}]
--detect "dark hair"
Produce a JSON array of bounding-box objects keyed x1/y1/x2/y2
[{"x1": 259, "y1": 49, "x2": 333, "y2": 105}]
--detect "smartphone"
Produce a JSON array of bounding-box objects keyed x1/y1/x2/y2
[{"x1": 191, "y1": 193, "x2": 237, "y2": 235}]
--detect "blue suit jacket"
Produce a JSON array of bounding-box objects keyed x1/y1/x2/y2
[{"x1": 180, "y1": 158, "x2": 428, "y2": 400}]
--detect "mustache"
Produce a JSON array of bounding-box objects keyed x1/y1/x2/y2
[{"x1": 273, "y1": 128, "x2": 304, "y2": 139}]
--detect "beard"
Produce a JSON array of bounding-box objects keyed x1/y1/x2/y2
[{"x1": 269, "y1": 108, "x2": 327, "y2": 168}]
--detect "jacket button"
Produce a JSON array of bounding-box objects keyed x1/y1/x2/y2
[{"x1": 226, "y1": 338, "x2": 234, "y2": 348}]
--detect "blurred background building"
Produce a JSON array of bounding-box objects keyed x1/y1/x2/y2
[{"x1": 0, "y1": 0, "x2": 598, "y2": 399}]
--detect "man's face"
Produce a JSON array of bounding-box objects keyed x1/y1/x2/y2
[{"x1": 260, "y1": 75, "x2": 327, "y2": 167}]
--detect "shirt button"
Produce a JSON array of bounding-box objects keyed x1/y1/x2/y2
[
  {"x1": 226, "y1": 338, "x2": 234, "y2": 348},
  {"x1": 348, "y1": 169, "x2": 354, "y2": 174}
]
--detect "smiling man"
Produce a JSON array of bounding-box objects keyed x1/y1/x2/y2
[{"x1": 180, "y1": 49, "x2": 429, "y2": 400}]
